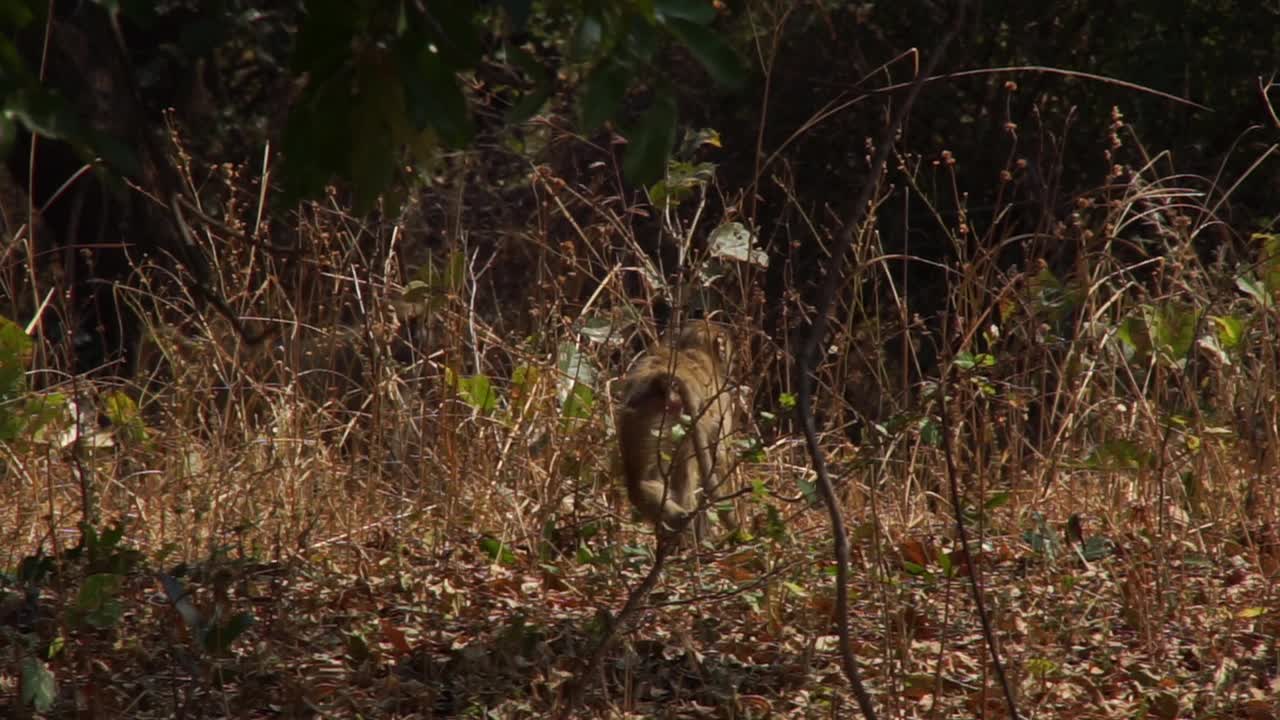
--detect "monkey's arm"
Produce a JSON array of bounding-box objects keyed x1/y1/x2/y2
[
  {"x1": 628, "y1": 473, "x2": 693, "y2": 530},
  {"x1": 678, "y1": 386, "x2": 721, "y2": 502}
]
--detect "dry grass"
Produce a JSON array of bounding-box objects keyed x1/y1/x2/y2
[{"x1": 2, "y1": 116, "x2": 1278, "y2": 718}]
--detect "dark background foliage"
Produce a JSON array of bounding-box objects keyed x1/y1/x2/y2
[{"x1": 5, "y1": 0, "x2": 1275, "y2": 322}]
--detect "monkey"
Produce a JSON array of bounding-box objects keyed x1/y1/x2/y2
[{"x1": 616, "y1": 320, "x2": 737, "y2": 541}]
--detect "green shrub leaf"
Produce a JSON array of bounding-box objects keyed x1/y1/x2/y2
[
  {"x1": 20, "y1": 658, "x2": 56, "y2": 712},
  {"x1": 664, "y1": 18, "x2": 747, "y2": 90},
  {"x1": 623, "y1": 95, "x2": 678, "y2": 185}
]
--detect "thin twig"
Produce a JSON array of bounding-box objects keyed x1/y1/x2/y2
[
  {"x1": 937, "y1": 360, "x2": 1021, "y2": 719},
  {"x1": 794, "y1": 5, "x2": 966, "y2": 719},
  {"x1": 557, "y1": 535, "x2": 678, "y2": 716}
]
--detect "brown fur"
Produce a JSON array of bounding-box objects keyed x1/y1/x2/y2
[{"x1": 617, "y1": 321, "x2": 735, "y2": 540}]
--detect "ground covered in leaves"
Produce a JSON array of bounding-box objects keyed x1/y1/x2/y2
[{"x1": 4, "y1": 504, "x2": 1277, "y2": 718}]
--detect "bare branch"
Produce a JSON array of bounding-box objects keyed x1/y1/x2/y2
[{"x1": 793, "y1": 4, "x2": 967, "y2": 719}]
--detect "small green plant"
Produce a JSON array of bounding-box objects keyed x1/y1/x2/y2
[
  {"x1": 446, "y1": 368, "x2": 500, "y2": 414},
  {"x1": 0, "y1": 316, "x2": 70, "y2": 444}
]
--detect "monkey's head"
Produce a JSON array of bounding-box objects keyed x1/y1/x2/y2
[{"x1": 673, "y1": 320, "x2": 733, "y2": 371}]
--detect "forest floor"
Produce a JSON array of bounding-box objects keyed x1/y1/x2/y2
[{"x1": 3, "y1": 436, "x2": 1277, "y2": 718}]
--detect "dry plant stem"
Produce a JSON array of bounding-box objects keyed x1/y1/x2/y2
[
  {"x1": 169, "y1": 193, "x2": 276, "y2": 345},
  {"x1": 937, "y1": 369, "x2": 1019, "y2": 719},
  {"x1": 792, "y1": 401, "x2": 879, "y2": 719},
  {"x1": 794, "y1": 6, "x2": 964, "y2": 719},
  {"x1": 559, "y1": 534, "x2": 679, "y2": 715}
]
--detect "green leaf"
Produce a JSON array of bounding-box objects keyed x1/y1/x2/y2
[
  {"x1": 778, "y1": 392, "x2": 796, "y2": 411},
  {"x1": 1023, "y1": 526, "x2": 1060, "y2": 559},
  {"x1": 4, "y1": 87, "x2": 83, "y2": 141},
  {"x1": 346, "y1": 631, "x2": 372, "y2": 663},
  {"x1": 16, "y1": 552, "x2": 53, "y2": 583},
  {"x1": 669, "y1": 421, "x2": 689, "y2": 443},
  {"x1": 664, "y1": 18, "x2": 747, "y2": 90},
  {"x1": 655, "y1": 0, "x2": 717, "y2": 24},
  {"x1": 104, "y1": 391, "x2": 147, "y2": 445},
  {"x1": 708, "y1": 222, "x2": 770, "y2": 267},
  {"x1": 1210, "y1": 314, "x2": 1245, "y2": 349},
  {"x1": 737, "y1": 437, "x2": 765, "y2": 463},
  {"x1": 578, "y1": 316, "x2": 619, "y2": 344},
  {"x1": 3, "y1": 83, "x2": 141, "y2": 178},
  {"x1": 0, "y1": 315, "x2": 31, "y2": 398},
  {"x1": 679, "y1": 127, "x2": 722, "y2": 155},
  {"x1": 562, "y1": 382, "x2": 594, "y2": 419},
  {"x1": 349, "y1": 67, "x2": 400, "y2": 213},
  {"x1": 400, "y1": 45, "x2": 473, "y2": 147},
  {"x1": 1026, "y1": 657, "x2": 1058, "y2": 678},
  {"x1": 624, "y1": 14, "x2": 660, "y2": 62},
  {"x1": 623, "y1": 95, "x2": 678, "y2": 185},
  {"x1": 649, "y1": 159, "x2": 715, "y2": 208},
  {"x1": 984, "y1": 491, "x2": 1011, "y2": 511},
  {"x1": 418, "y1": 3, "x2": 483, "y2": 69},
  {"x1": 579, "y1": 60, "x2": 629, "y2": 131},
  {"x1": 511, "y1": 364, "x2": 540, "y2": 401},
  {"x1": 0, "y1": 111, "x2": 15, "y2": 160},
  {"x1": 404, "y1": 250, "x2": 466, "y2": 310},
  {"x1": 918, "y1": 417, "x2": 941, "y2": 447},
  {"x1": 0, "y1": 1, "x2": 34, "y2": 29},
  {"x1": 556, "y1": 342, "x2": 597, "y2": 404},
  {"x1": 572, "y1": 14, "x2": 605, "y2": 59},
  {"x1": 1116, "y1": 313, "x2": 1152, "y2": 359},
  {"x1": 795, "y1": 475, "x2": 819, "y2": 506},
  {"x1": 291, "y1": 0, "x2": 358, "y2": 77},
  {"x1": 1235, "y1": 274, "x2": 1273, "y2": 308},
  {"x1": 97, "y1": 523, "x2": 125, "y2": 552},
  {"x1": 1257, "y1": 232, "x2": 1280, "y2": 296},
  {"x1": 82, "y1": 128, "x2": 142, "y2": 179},
  {"x1": 954, "y1": 352, "x2": 996, "y2": 370},
  {"x1": 0, "y1": 38, "x2": 32, "y2": 95},
  {"x1": 20, "y1": 658, "x2": 56, "y2": 712},
  {"x1": 761, "y1": 505, "x2": 786, "y2": 541},
  {"x1": 203, "y1": 612, "x2": 256, "y2": 655},
  {"x1": 75, "y1": 573, "x2": 125, "y2": 628},
  {"x1": 480, "y1": 537, "x2": 517, "y2": 565},
  {"x1": 1081, "y1": 536, "x2": 1115, "y2": 561},
  {"x1": 447, "y1": 370, "x2": 499, "y2": 414},
  {"x1": 1084, "y1": 439, "x2": 1150, "y2": 471},
  {"x1": 1149, "y1": 303, "x2": 1197, "y2": 361},
  {"x1": 279, "y1": 71, "x2": 354, "y2": 206},
  {"x1": 1026, "y1": 267, "x2": 1081, "y2": 322}
]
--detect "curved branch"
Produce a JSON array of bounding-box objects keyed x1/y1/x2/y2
[{"x1": 793, "y1": 4, "x2": 967, "y2": 719}]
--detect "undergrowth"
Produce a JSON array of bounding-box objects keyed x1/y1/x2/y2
[{"x1": 2, "y1": 109, "x2": 1278, "y2": 718}]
